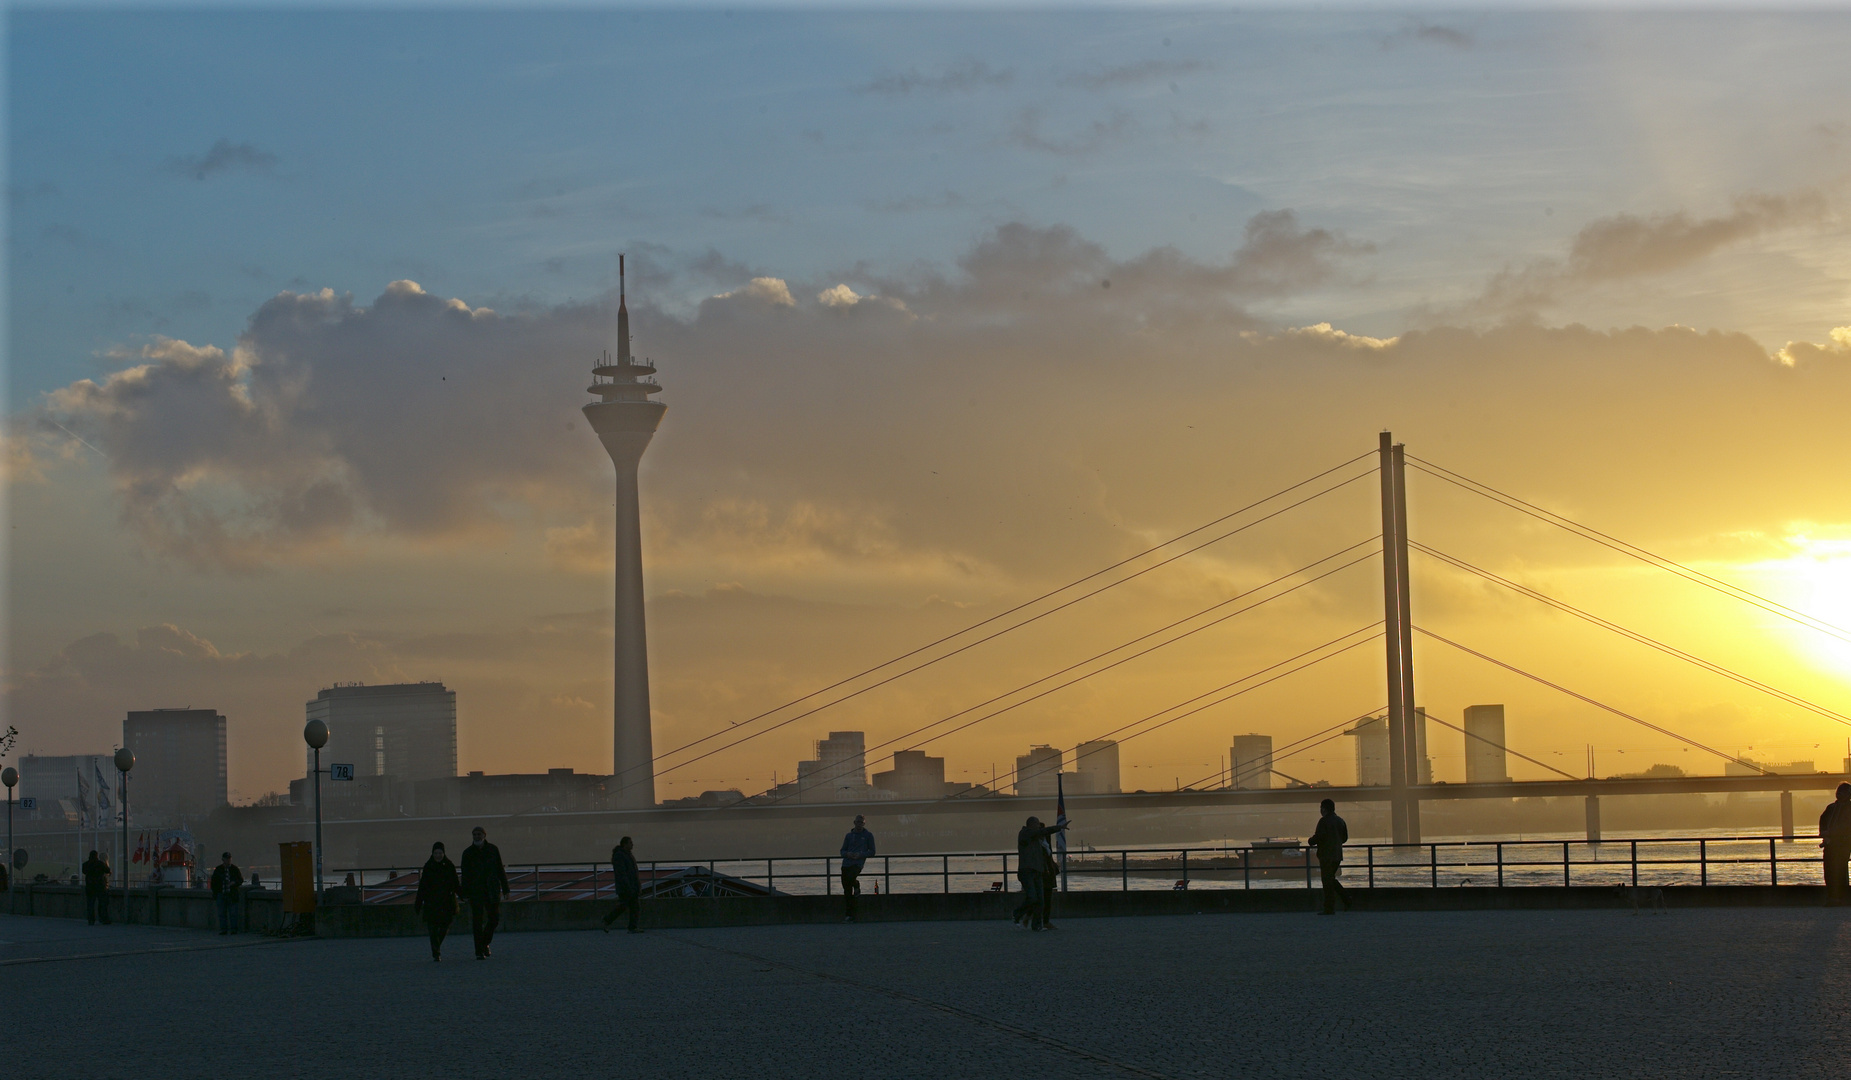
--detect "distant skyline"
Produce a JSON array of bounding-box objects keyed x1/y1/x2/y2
[{"x1": 7, "y1": 7, "x2": 1851, "y2": 802}]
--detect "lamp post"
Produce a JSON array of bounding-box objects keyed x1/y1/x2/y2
[
  {"x1": 114, "y1": 747, "x2": 134, "y2": 922},
  {"x1": 3, "y1": 766, "x2": 16, "y2": 903},
  {"x1": 304, "y1": 719, "x2": 328, "y2": 899}
]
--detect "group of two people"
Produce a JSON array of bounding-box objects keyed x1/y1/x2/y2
[{"x1": 412, "y1": 826, "x2": 513, "y2": 961}]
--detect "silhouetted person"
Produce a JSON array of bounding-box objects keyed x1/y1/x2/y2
[
  {"x1": 1309, "y1": 798, "x2": 1352, "y2": 915},
  {"x1": 602, "y1": 836, "x2": 643, "y2": 934},
  {"x1": 81, "y1": 850, "x2": 111, "y2": 925},
  {"x1": 840, "y1": 815, "x2": 875, "y2": 922},
  {"x1": 1821, "y1": 783, "x2": 1851, "y2": 906},
  {"x1": 209, "y1": 852, "x2": 244, "y2": 935},
  {"x1": 415, "y1": 841, "x2": 460, "y2": 961},
  {"x1": 460, "y1": 826, "x2": 510, "y2": 958},
  {"x1": 1016, "y1": 816, "x2": 1067, "y2": 931}
]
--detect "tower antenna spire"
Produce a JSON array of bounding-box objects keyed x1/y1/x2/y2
[{"x1": 617, "y1": 253, "x2": 631, "y2": 365}]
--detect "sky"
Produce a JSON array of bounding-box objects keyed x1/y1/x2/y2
[{"x1": 6, "y1": 5, "x2": 1851, "y2": 803}]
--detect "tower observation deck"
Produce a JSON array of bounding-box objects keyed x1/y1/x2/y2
[{"x1": 583, "y1": 255, "x2": 666, "y2": 808}]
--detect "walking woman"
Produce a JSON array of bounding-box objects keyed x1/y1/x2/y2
[{"x1": 414, "y1": 841, "x2": 461, "y2": 961}]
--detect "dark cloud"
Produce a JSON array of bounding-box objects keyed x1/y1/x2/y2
[
  {"x1": 855, "y1": 60, "x2": 1012, "y2": 96},
  {"x1": 1473, "y1": 190, "x2": 1830, "y2": 315},
  {"x1": 1007, "y1": 109, "x2": 1137, "y2": 156},
  {"x1": 1059, "y1": 59, "x2": 1209, "y2": 90},
  {"x1": 1383, "y1": 21, "x2": 1475, "y2": 50},
  {"x1": 168, "y1": 139, "x2": 279, "y2": 181}
]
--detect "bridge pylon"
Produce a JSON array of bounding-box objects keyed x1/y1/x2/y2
[{"x1": 1380, "y1": 432, "x2": 1422, "y2": 844}]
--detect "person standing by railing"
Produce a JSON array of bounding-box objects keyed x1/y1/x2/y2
[
  {"x1": 460, "y1": 826, "x2": 510, "y2": 959},
  {"x1": 1016, "y1": 816, "x2": 1066, "y2": 931},
  {"x1": 209, "y1": 852, "x2": 243, "y2": 935},
  {"x1": 82, "y1": 849, "x2": 111, "y2": 926},
  {"x1": 415, "y1": 841, "x2": 460, "y2": 961},
  {"x1": 602, "y1": 836, "x2": 643, "y2": 934},
  {"x1": 1820, "y1": 783, "x2": 1851, "y2": 906},
  {"x1": 840, "y1": 815, "x2": 876, "y2": 922},
  {"x1": 1309, "y1": 799, "x2": 1352, "y2": 915}
]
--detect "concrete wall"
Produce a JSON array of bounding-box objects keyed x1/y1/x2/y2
[
  {"x1": 313, "y1": 883, "x2": 1828, "y2": 937},
  {"x1": 4, "y1": 884, "x2": 286, "y2": 933}
]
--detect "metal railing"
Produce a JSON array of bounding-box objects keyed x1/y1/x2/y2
[{"x1": 336, "y1": 834, "x2": 1830, "y2": 902}]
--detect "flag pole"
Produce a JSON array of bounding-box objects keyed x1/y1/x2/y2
[{"x1": 1056, "y1": 772, "x2": 1069, "y2": 894}]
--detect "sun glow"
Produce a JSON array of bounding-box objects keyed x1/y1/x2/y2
[{"x1": 1757, "y1": 533, "x2": 1851, "y2": 678}]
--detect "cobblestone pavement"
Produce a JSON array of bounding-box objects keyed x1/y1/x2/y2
[{"x1": 6, "y1": 906, "x2": 1851, "y2": 1079}]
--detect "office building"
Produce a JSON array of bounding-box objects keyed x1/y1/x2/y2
[
  {"x1": 791, "y1": 731, "x2": 871, "y2": 802},
  {"x1": 1348, "y1": 716, "x2": 1390, "y2": 786},
  {"x1": 305, "y1": 682, "x2": 457, "y2": 785},
  {"x1": 873, "y1": 749, "x2": 948, "y2": 801},
  {"x1": 1463, "y1": 704, "x2": 1511, "y2": 783},
  {"x1": 124, "y1": 708, "x2": 228, "y2": 823},
  {"x1": 1412, "y1": 706, "x2": 1433, "y2": 784},
  {"x1": 1015, "y1": 745, "x2": 1064, "y2": 798},
  {"x1": 1230, "y1": 734, "x2": 1273, "y2": 790},
  {"x1": 1074, "y1": 740, "x2": 1121, "y2": 795}
]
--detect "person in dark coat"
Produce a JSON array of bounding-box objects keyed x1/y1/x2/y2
[
  {"x1": 209, "y1": 852, "x2": 244, "y2": 935},
  {"x1": 1309, "y1": 798, "x2": 1352, "y2": 915},
  {"x1": 1820, "y1": 783, "x2": 1851, "y2": 906},
  {"x1": 1016, "y1": 816, "x2": 1066, "y2": 931},
  {"x1": 414, "y1": 841, "x2": 461, "y2": 961},
  {"x1": 459, "y1": 826, "x2": 510, "y2": 959},
  {"x1": 81, "y1": 850, "x2": 112, "y2": 925},
  {"x1": 602, "y1": 835, "x2": 643, "y2": 934},
  {"x1": 839, "y1": 815, "x2": 876, "y2": 922}
]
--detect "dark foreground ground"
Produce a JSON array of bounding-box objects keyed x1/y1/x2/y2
[{"x1": 5, "y1": 906, "x2": 1850, "y2": 1079}]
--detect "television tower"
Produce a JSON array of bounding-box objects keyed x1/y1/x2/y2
[{"x1": 584, "y1": 255, "x2": 666, "y2": 809}]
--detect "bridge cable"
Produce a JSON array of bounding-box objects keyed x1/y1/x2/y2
[
  {"x1": 1419, "y1": 711, "x2": 1580, "y2": 781},
  {"x1": 1412, "y1": 541, "x2": 1851, "y2": 729},
  {"x1": 762, "y1": 553, "x2": 1380, "y2": 802},
  {"x1": 1405, "y1": 455, "x2": 1851, "y2": 646},
  {"x1": 1411, "y1": 625, "x2": 1771, "y2": 774},
  {"x1": 648, "y1": 464, "x2": 1378, "y2": 782}
]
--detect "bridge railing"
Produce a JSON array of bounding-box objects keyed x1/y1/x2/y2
[{"x1": 334, "y1": 834, "x2": 1829, "y2": 901}]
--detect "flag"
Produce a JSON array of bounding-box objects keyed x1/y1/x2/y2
[
  {"x1": 93, "y1": 761, "x2": 112, "y2": 813},
  {"x1": 76, "y1": 761, "x2": 93, "y2": 829}
]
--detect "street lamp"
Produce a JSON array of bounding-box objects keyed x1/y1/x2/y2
[
  {"x1": 304, "y1": 719, "x2": 328, "y2": 899},
  {"x1": 3, "y1": 765, "x2": 16, "y2": 903},
  {"x1": 114, "y1": 747, "x2": 134, "y2": 922}
]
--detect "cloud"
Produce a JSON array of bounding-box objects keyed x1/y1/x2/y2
[
  {"x1": 168, "y1": 139, "x2": 279, "y2": 181},
  {"x1": 1472, "y1": 190, "x2": 1830, "y2": 315},
  {"x1": 1280, "y1": 323, "x2": 1400, "y2": 350},
  {"x1": 1383, "y1": 21, "x2": 1475, "y2": 50},
  {"x1": 855, "y1": 60, "x2": 1012, "y2": 96},
  {"x1": 1774, "y1": 326, "x2": 1851, "y2": 367},
  {"x1": 1007, "y1": 109, "x2": 1137, "y2": 156},
  {"x1": 1059, "y1": 59, "x2": 1209, "y2": 90}
]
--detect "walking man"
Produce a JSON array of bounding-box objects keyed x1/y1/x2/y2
[
  {"x1": 414, "y1": 841, "x2": 460, "y2": 961},
  {"x1": 1820, "y1": 783, "x2": 1851, "y2": 905},
  {"x1": 459, "y1": 826, "x2": 510, "y2": 958},
  {"x1": 602, "y1": 836, "x2": 643, "y2": 934},
  {"x1": 840, "y1": 814, "x2": 875, "y2": 922},
  {"x1": 1309, "y1": 798, "x2": 1352, "y2": 915},
  {"x1": 81, "y1": 849, "x2": 111, "y2": 925},
  {"x1": 209, "y1": 852, "x2": 244, "y2": 935},
  {"x1": 1016, "y1": 815, "x2": 1067, "y2": 931}
]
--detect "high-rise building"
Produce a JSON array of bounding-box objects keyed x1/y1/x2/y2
[
  {"x1": 1015, "y1": 745, "x2": 1064, "y2": 798},
  {"x1": 124, "y1": 708, "x2": 227, "y2": 823},
  {"x1": 583, "y1": 256, "x2": 667, "y2": 809},
  {"x1": 1230, "y1": 734, "x2": 1273, "y2": 790},
  {"x1": 1463, "y1": 704, "x2": 1511, "y2": 784},
  {"x1": 1074, "y1": 740, "x2": 1121, "y2": 795},
  {"x1": 1412, "y1": 706, "x2": 1433, "y2": 784},
  {"x1": 1348, "y1": 715, "x2": 1390, "y2": 786},
  {"x1": 305, "y1": 682, "x2": 458, "y2": 786},
  {"x1": 794, "y1": 731, "x2": 869, "y2": 802},
  {"x1": 873, "y1": 749, "x2": 947, "y2": 801}
]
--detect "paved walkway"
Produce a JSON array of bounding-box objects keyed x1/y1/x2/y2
[{"x1": 6, "y1": 907, "x2": 1851, "y2": 1078}]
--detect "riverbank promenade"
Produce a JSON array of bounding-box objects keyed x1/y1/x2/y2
[{"x1": 6, "y1": 907, "x2": 1850, "y2": 1078}]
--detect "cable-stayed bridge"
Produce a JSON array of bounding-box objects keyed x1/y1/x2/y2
[{"x1": 625, "y1": 431, "x2": 1851, "y2": 843}]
